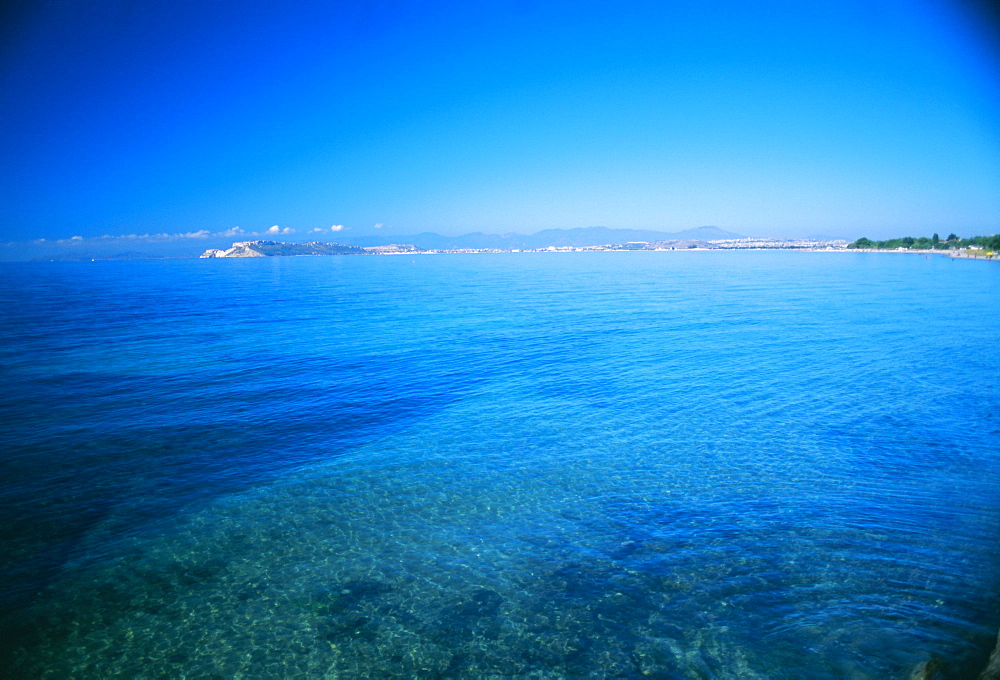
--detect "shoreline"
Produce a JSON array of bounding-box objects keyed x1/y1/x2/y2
[
  {"x1": 10, "y1": 246, "x2": 1000, "y2": 262},
  {"x1": 947, "y1": 250, "x2": 997, "y2": 261},
  {"x1": 837, "y1": 249, "x2": 997, "y2": 261}
]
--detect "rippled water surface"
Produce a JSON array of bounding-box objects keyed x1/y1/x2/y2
[{"x1": 1, "y1": 251, "x2": 999, "y2": 678}]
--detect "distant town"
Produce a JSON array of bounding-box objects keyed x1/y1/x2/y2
[{"x1": 201, "y1": 237, "x2": 852, "y2": 258}]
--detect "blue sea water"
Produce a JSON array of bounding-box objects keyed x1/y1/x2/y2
[{"x1": 1, "y1": 251, "x2": 998, "y2": 678}]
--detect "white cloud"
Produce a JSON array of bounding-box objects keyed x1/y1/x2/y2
[
  {"x1": 113, "y1": 230, "x2": 212, "y2": 241},
  {"x1": 330, "y1": 224, "x2": 345, "y2": 232},
  {"x1": 374, "y1": 222, "x2": 384, "y2": 229},
  {"x1": 29, "y1": 224, "x2": 311, "y2": 248}
]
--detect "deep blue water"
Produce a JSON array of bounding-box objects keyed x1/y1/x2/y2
[{"x1": 1, "y1": 251, "x2": 998, "y2": 678}]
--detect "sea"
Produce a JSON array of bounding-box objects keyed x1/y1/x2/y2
[{"x1": 1, "y1": 250, "x2": 998, "y2": 679}]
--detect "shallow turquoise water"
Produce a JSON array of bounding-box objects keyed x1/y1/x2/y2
[{"x1": 1, "y1": 251, "x2": 999, "y2": 677}]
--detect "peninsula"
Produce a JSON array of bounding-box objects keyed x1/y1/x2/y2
[
  {"x1": 849, "y1": 233, "x2": 1000, "y2": 253},
  {"x1": 200, "y1": 240, "x2": 372, "y2": 258}
]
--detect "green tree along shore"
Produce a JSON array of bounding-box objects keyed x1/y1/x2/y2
[{"x1": 849, "y1": 233, "x2": 1000, "y2": 251}]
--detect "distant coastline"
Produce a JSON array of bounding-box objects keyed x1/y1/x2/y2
[
  {"x1": 12, "y1": 225, "x2": 999, "y2": 262},
  {"x1": 198, "y1": 239, "x2": 1000, "y2": 261},
  {"x1": 197, "y1": 238, "x2": 853, "y2": 259},
  {"x1": 845, "y1": 233, "x2": 999, "y2": 262},
  {"x1": 8, "y1": 225, "x2": 852, "y2": 262}
]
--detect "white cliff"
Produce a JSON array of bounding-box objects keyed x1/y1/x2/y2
[{"x1": 200, "y1": 241, "x2": 268, "y2": 258}]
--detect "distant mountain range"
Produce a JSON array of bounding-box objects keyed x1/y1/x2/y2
[{"x1": 337, "y1": 225, "x2": 744, "y2": 251}]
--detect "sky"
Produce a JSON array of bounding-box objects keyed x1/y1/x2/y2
[{"x1": 1, "y1": 0, "x2": 998, "y2": 252}]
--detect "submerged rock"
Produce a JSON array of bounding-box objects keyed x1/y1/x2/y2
[
  {"x1": 981, "y1": 629, "x2": 1000, "y2": 680},
  {"x1": 909, "y1": 658, "x2": 943, "y2": 679}
]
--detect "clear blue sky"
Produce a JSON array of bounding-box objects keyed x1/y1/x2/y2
[{"x1": 1, "y1": 0, "x2": 998, "y2": 245}]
